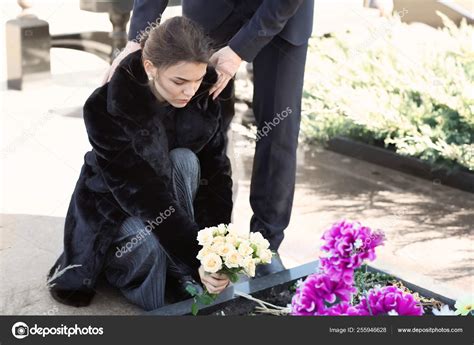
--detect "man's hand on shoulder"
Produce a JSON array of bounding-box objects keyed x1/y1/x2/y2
[
  {"x1": 209, "y1": 46, "x2": 242, "y2": 100},
  {"x1": 101, "y1": 41, "x2": 142, "y2": 85}
]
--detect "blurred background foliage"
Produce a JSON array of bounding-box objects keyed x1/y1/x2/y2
[{"x1": 301, "y1": 13, "x2": 473, "y2": 171}]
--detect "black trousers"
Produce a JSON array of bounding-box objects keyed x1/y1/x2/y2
[{"x1": 210, "y1": 17, "x2": 309, "y2": 251}]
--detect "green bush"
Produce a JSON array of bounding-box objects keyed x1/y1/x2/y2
[{"x1": 301, "y1": 13, "x2": 474, "y2": 171}]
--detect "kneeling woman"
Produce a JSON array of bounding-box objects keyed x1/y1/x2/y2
[{"x1": 47, "y1": 17, "x2": 232, "y2": 311}]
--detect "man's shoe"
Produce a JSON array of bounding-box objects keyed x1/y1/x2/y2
[{"x1": 255, "y1": 252, "x2": 286, "y2": 278}]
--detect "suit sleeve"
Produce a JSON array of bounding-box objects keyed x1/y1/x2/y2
[
  {"x1": 83, "y1": 91, "x2": 200, "y2": 271},
  {"x1": 128, "y1": 0, "x2": 169, "y2": 41},
  {"x1": 228, "y1": 0, "x2": 305, "y2": 62},
  {"x1": 194, "y1": 113, "x2": 233, "y2": 229}
]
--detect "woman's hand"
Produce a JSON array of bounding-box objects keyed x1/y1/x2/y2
[{"x1": 198, "y1": 265, "x2": 230, "y2": 294}]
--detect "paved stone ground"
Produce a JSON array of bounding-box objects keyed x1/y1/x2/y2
[
  {"x1": 0, "y1": 1, "x2": 472, "y2": 315},
  {"x1": 231, "y1": 127, "x2": 473, "y2": 299}
]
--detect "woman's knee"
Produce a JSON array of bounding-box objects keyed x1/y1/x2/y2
[
  {"x1": 117, "y1": 217, "x2": 146, "y2": 237},
  {"x1": 169, "y1": 148, "x2": 200, "y2": 176},
  {"x1": 113, "y1": 217, "x2": 161, "y2": 260}
]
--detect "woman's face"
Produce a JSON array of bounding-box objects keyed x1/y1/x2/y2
[{"x1": 144, "y1": 60, "x2": 207, "y2": 108}]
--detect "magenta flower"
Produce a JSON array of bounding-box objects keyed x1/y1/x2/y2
[
  {"x1": 320, "y1": 302, "x2": 363, "y2": 316},
  {"x1": 290, "y1": 272, "x2": 357, "y2": 316},
  {"x1": 320, "y1": 220, "x2": 385, "y2": 283},
  {"x1": 289, "y1": 220, "x2": 421, "y2": 317},
  {"x1": 356, "y1": 285, "x2": 424, "y2": 316},
  {"x1": 319, "y1": 256, "x2": 356, "y2": 285}
]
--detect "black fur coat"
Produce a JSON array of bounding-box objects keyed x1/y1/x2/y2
[{"x1": 47, "y1": 50, "x2": 233, "y2": 307}]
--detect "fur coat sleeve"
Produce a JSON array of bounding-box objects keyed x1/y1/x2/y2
[{"x1": 193, "y1": 116, "x2": 233, "y2": 228}]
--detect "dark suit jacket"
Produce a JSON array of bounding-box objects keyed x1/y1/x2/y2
[
  {"x1": 47, "y1": 50, "x2": 233, "y2": 307},
  {"x1": 128, "y1": 0, "x2": 314, "y2": 61}
]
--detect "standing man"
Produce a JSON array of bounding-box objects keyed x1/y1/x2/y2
[{"x1": 110, "y1": 0, "x2": 314, "y2": 277}]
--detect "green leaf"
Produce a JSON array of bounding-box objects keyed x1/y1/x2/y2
[
  {"x1": 229, "y1": 272, "x2": 239, "y2": 283},
  {"x1": 185, "y1": 285, "x2": 198, "y2": 296},
  {"x1": 191, "y1": 301, "x2": 199, "y2": 316},
  {"x1": 198, "y1": 293, "x2": 216, "y2": 305}
]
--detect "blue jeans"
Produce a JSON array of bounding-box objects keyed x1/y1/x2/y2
[{"x1": 104, "y1": 148, "x2": 201, "y2": 311}]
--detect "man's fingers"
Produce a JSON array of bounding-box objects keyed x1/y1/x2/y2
[
  {"x1": 101, "y1": 62, "x2": 119, "y2": 85},
  {"x1": 107, "y1": 67, "x2": 115, "y2": 83},
  {"x1": 211, "y1": 79, "x2": 230, "y2": 99},
  {"x1": 101, "y1": 68, "x2": 110, "y2": 86},
  {"x1": 210, "y1": 74, "x2": 231, "y2": 100},
  {"x1": 209, "y1": 70, "x2": 225, "y2": 94},
  {"x1": 209, "y1": 54, "x2": 219, "y2": 66}
]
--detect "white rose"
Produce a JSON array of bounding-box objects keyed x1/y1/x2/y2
[
  {"x1": 210, "y1": 236, "x2": 226, "y2": 254},
  {"x1": 227, "y1": 223, "x2": 248, "y2": 239},
  {"x1": 216, "y1": 223, "x2": 228, "y2": 235},
  {"x1": 197, "y1": 228, "x2": 214, "y2": 246},
  {"x1": 224, "y1": 250, "x2": 242, "y2": 268},
  {"x1": 258, "y1": 249, "x2": 273, "y2": 264},
  {"x1": 242, "y1": 256, "x2": 256, "y2": 277},
  {"x1": 208, "y1": 226, "x2": 219, "y2": 236},
  {"x1": 255, "y1": 242, "x2": 272, "y2": 257},
  {"x1": 212, "y1": 235, "x2": 226, "y2": 245},
  {"x1": 225, "y1": 233, "x2": 238, "y2": 246},
  {"x1": 202, "y1": 253, "x2": 222, "y2": 273},
  {"x1": 249, "y1": 231, "x2": 264, "y2": 242},
  {"x1": 237, "y1": 240, "x2": 254, "y2": 257},
  {"x1": 250, "y1": 232, "x2": 270, "y2": 249},
  {"x1": 196, "y1": 246, "x2": 212, "y2": 260},
  {"x1": 210, "y1": 243, "x2": 223, "y2": 256},
  {"x1": 217, "y1": 242, "x2": 236, "y2": 257}
]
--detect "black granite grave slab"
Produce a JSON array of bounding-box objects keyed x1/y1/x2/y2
[{"x1": 147, "y1": 261, "x2": 455, "y2": 316}]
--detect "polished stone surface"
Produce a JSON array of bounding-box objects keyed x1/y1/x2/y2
[{"x1": 149, "y1": 261, "x2": 319, "y2": 316}]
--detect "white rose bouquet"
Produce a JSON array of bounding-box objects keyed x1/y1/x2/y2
[{"x1": 187, "y1": 223, "x2": 274, "y2": 315}]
